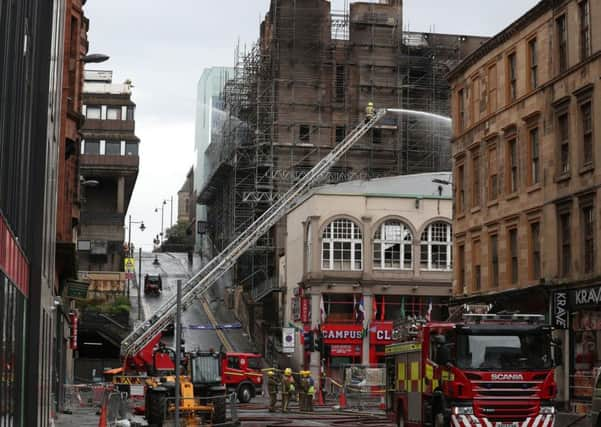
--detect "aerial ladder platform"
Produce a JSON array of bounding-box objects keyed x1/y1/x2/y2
[{"x1": 121, "y1": 109, "x2": 388, "y2": 360}]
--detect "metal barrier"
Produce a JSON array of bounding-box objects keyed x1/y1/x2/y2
[
  {"x1": 63, "y1": 383, "x2": 114, "y2": 413},
  {"x1": 569, "y1": 372, "x2": 594, "y2": 415},
  {"x1": 342, "y1": 364, "x2": 386, "y2": 411}
]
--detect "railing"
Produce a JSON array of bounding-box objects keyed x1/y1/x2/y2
[{"x1": 251, "y1": 277, "x2": 281, "y2": 302}]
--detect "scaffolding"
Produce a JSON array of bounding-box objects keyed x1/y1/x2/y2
[{"x1": 200, "y1": 0, "x2": 484, "y2": 322}]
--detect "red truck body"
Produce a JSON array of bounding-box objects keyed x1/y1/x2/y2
[{"x1": 385, "y1": 314, "x2": 558, "y2": 427}]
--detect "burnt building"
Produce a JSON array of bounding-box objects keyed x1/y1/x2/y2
[
  {"x1": 78, "y1": 70, "x2": 140, "y2": 273},
  {"x1": 0, "y1": 0, "x2": 66, "y2": 425},
  {"x1": 198, "y1": 0, "x2": 487, "y2": 354},
  {"x1": 449, "y1": 0, "x2": 600, "y2": 411}
]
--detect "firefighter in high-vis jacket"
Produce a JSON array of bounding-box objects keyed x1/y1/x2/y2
[
  {"x1": 267, "y1": 370, "x2": 280, "y2": 412},
  {"x1": 281, "y1": 368, "x2": 296, "y2": 413},
  {"x1": 365, "y1": 101, "x2": 375, "y2": 122}
]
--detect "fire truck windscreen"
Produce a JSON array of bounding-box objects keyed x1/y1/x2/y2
[{"x1": 455, "y1": 332, "x2": 553, "y2": 371}]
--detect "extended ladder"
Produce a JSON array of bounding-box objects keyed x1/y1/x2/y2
[{"x1": 121, "y1": 109, "x2": 388, "y2": 357}]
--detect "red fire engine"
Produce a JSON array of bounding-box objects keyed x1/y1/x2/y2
[{"x1": 385, "y1": 313, "x2": 559, "y2": 427}]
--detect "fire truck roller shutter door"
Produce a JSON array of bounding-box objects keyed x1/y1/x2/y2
[
  {"x1": 409, "y1": 361, "x2": 421, "y2": 392},
  {"x1": 397, "y1": 362, "x2": 406, "y2": 392}
]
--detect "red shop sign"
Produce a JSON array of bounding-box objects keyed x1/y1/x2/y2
[
  {"x1": 301, "y1": 298, "x2": 310, "y2": 323},
  {"x1": 330, "y1": 344, "x2": 362, "y2": 357},
  {"x1": 369, "y1": 321, "x2": 394, "y2": 344},
  {"x1": 321, "y1": 324, "x2": 363, "y2": 344},
  {"x1": 69, "y1": 312, "x2": 78, "y2": 350}
]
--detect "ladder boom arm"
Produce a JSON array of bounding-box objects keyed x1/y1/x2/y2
[{"x1": 121, "y1": 109, "x2": 388, "y2": 357}]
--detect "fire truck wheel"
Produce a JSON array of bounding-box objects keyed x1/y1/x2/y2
[{"x1": 237, "y1": 384, "x2": 253, "y2": 403}]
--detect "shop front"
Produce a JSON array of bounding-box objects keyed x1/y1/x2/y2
[
  {"x1": 368, "y1": 321, "x2": 394, "y2": 364},
  {"x1": 553, "y1": 285, "x2": 601, "y2": 413},
  {"x1": 320, "y1": 324, "x2": 363, "y2": 382}
]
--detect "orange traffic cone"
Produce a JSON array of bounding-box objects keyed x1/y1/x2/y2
[
  {"x1": 379, "y1": 394, "x2": 385, "y2": 410},
  {"x1": 97, "y1": 402, "x2": 107, "y2": 427},
  {"x1": 338, "y1": 390, "x2": 347, "y2": 409},
  {"x1": 316, "y1": 389, "x2": 324, "y2": 406}
]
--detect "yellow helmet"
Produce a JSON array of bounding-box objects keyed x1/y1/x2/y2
[
  {"x1": 368, "y1": 102, "x2": 374, "y2": 106},
  {"x1": 267, "y1": 370, "x2": 274, "y2": 376},
  {"x1": 303, "y1": 371, "x2": 310, "y2": 377},
  {"x1": 284, "y1": 368, "x2": 292, "y2": 376}
]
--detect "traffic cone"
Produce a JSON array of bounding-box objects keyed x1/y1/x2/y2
[
  {"x1": 379, "y1": 394, "x2": 385, "y2": 410},
  {"x1": 97, "y1": 402, "x2": 107, "y2": 427},
  {"x1": 338, "y1": 390, "x2": 347, "y2": 409},
  {"x1": 316, "y1": 388, "x2": 324, "y2": 406}
]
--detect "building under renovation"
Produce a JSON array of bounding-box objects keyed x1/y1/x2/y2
[{"x1": 198, "y1": 0, "x2": 487, "y2": 354}]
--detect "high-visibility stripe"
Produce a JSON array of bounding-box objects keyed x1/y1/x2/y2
[
  {"x1": 542, "y1": 415, "x2": 553, "y2": 427},
  {"x1": 410, "y1": 362, "x2": 419, "y2": 380},
  {"x1": 397, "y1": 363, "x2": 405, "y2": 380},
  {"x1": 425, "y1": 363, "x2": 433, "y2": 379}
]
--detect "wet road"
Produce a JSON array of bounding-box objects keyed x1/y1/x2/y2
[{"x1": 132, "y1": 251, "x2": 255, "y2": 354}]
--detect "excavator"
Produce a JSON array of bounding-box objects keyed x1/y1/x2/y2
[{"x1": 121, "y1": 109, "x2": 389, "y2": 425}]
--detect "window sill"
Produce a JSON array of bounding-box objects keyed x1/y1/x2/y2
[
  {"x1": 505, "y1": 192, "x2": 519, "y2": 202},
  {"x1": 470, "y1": 206, "x2": 481, "y2": 215},
  {"x1": 487, "y1": 200, "x2": 499, "y2": 208},
  {"x1": 420, "y1": 268, "x2": 452, "y2": 272},
  {"x1": 554, "y1": 173, "x2": 571, "y2": 183},
  {"x1": 373, "y1": 268, "x2": 413, "y2": 272},
  {"x1": 580, "y1": 164, "x2": 594, "y2": 175},
  {"x1": 456, "y1": 213, "x2": 466, "y2": 220},
  {"x1": 526, "y1": 183, "x2": 542, "y2": 194}
]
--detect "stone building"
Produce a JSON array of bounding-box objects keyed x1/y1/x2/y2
[
  {"x1": 199, "y1": 0, "x2": 486, "y2": 356},
  {"x1": 281, "y1": 173, "x2": 452, "y2": 381},
  {"x1": 449, "y1": 0, "x2": 600, "y2": 411}
]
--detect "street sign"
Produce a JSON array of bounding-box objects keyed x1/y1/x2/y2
[
  {"x1": 282, "y1": 327, "x2": 295, "y2": 353},
  {"x1": 66, "y1": 280, "x2": 89, "y2": 299},
  {"x1": 124, "y1": 257, "x2": 135, "y2": 271}
]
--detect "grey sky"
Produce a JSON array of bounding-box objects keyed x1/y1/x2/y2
[{"x1": 84, "y1": 0, "x2": 539, "y2": 251}]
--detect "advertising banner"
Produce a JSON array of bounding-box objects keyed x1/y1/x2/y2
[
  {"x1": 321, "y1": 324, "x2": 363, "y2": 344},
  {"x1": 369, "y1": 321, "x2": 394, "y2": 344}
]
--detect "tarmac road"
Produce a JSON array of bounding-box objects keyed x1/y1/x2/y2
[{"x1": 133, "y1": 251, "x2": 255, "y2": 354}]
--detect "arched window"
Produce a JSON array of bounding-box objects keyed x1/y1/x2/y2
[
  {"x1": 420, "y1": 221, "x2": 452, "y2": 270},
  {"x1": 321, "y1": 219, "x2": 362, "y2": 271},
  {"x1": 373, "y1": 220, "x2": 412, "y2": 269}
]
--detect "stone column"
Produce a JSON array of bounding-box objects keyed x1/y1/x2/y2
[
  {"x1": 310, "y1": 291, "x2": 322, "y2": 382},
  {"x1": 117, "y1": 176, "x2": 125, "y2": 213}
]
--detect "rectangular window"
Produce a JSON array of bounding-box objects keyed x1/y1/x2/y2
[
  {"x1": 528, "y1": 38, "x2": 538, "y2": 90},
  {"x1": 559, "y1": 212, "x2": 571, "y2": 276},
  {"x1": 557, "y1": 15, "x2": 568, "y2": 73},
  {"x1": 472, "y1": 239, "x2": 481, "y2": 291},
  {"x1": 472, "y1": 154, "x2": 480, "y2": 207},
  {"x1": 507, "y1": 52, "x2": 517, "y2": 102},
  {"x1": 507, "y1": 138, "x2": 518, "y2": 193},
  {"x1": 488, "y1": 146, "x2": 498, "y2": 201},
  {"x1": 490, "y1": 234, "x2": 499, "y2": 288},
  {"x1": 86, "y1": 105, "x2": 101, "y2": 119},
  {"x1": 125, "y1": 142, "x2": 138, "y2": 156},
  {"x1": 299, "y1": 125, "x2": 310, "y2": 142},
  {"x1": 335, "y1": 126, "x2": 346, "y2": 143},
  {"x1": 529, "y1": 222, "x2": 541, "y2": 280},
  {"x1": 457, "y1": 164, "x2": 465, "y2": 214},
  {"x1": 471, "y1": 76, "x2": 480, "y2": 123},
  {"x1": 583, "y1": 205, "x2": 594, "y2": 273},
  {"x1": 105, "y1": 140, "x2": 121, "y2": 155},
  {"x1": 106, "y1": 106, "x2": 122, "y2": 120},
  {"x1": 579, "y1": 0, "x2": 591, "y2": 60},
  {"x1": 509, "y1": 228, "x2": 519, "y2": 284},
  {"x1": 458, "y1": 244, "x2": 465, "y2": 293},
  {"x1": 335, "y1": 65, "x2": 345, "y2": 103},
  {"x1": 558, "y1": 112, "x2": 570, "y2": 173},
  {"x1": 84, "y1": 139, "x2": 100, "y2": 155},
  {"x1": 488, "y1": 64, "x2": 497, "y2": 113},
  {"x1": 458, "y1": 88, "x2": 466, "y2": 131},
  {"x1": 126, "y1": 106, "x2": 135, "y2": 121},
  {"x1": 581, "y1": 102, "x2": 593, "y2": 166},
  {"x1": 529, "y1": 127, "x2": 540, "y2": 185}
]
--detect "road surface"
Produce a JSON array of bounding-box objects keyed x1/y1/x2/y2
[{"x1": 131, "y1": 251, "x2": 255, "y2": 354}]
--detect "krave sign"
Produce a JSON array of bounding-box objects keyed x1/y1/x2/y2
[
  {"x1": 571, "y1": 286, "x2": 601, "y2": 306},
  {"x1": 552, "y1": 291, "x2": 568, "y2": 329}
]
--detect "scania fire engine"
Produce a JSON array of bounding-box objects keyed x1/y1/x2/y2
[{"x1": 385, "y1": 313, "x2": 560, "y2": 427}]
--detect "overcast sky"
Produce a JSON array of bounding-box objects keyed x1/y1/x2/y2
[{"x1": 84, "y1": 0, "x2": 539, "y2": 251}]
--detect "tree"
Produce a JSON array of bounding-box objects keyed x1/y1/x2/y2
[{"x1": 164, "y1": 220, "x2": 193, "y2": 245}]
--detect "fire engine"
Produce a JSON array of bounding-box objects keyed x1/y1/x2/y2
[{"x1": 385, "y1": 313, "x2": 560, "y2": 427}]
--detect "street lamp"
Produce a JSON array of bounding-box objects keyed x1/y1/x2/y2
[
  {"x1": 127, "y1": 215, "x2": 145, "y2": 297},
  {"x1": 80, "y1": 53, "x2": 110, "y2": 64}
]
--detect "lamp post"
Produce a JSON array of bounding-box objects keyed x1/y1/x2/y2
[
  {"x1": 155, "y1": 204, "x2": 165, "y2": 244},
  {"x1": 127, "y1": 215, "x2": 145, "y2": 297}
]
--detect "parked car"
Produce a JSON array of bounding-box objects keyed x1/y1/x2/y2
[{"x1": 144, "y1": 274, "x2": 162, "y2": 296}]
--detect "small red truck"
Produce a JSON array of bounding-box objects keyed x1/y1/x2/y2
[
  {"x1": 385, "y1": 313, "x2": 559, "y2": 427},
  {"x1": 143, "y1": 273, "x2": 162, "y2": 296}
]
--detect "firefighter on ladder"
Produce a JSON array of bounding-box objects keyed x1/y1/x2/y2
[{"x1": 365, "y1": 101, "x2": 375, "y2": 123}]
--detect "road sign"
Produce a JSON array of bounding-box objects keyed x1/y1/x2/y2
[
  {"x1": 283, "y1": 327, "x2": 295, "y2": 353},
  {"x1": 124, "y1": 257, "x2": 135, "y2": 271},
  {"x1": 66, "y1": 280, "x2": 89, "y2": 299}
]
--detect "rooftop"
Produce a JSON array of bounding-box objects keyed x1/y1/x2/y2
[{"x1": 311, "y1": 172, "x2": 453, "y2": 199}]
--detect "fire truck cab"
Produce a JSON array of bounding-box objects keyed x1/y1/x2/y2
[{"x1": 385, "y1": 313, "x2": 559, "y2": 427}]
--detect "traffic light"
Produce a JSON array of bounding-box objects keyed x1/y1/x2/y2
[
  {"x1": 303, "y1": 330, "x2": 314, "y2": 352},
  {"x1": 314, "y1": 331, "x2": 323, "y2": 353}
]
